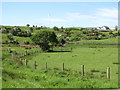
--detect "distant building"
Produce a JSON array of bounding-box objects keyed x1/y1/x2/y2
[{"x1": 97, "y1": 26, "x2": 110, "y2": 30}]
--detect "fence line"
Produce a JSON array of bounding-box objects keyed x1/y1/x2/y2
[
  {"x1": 10, "y1": 50, "x2": 41, "y2": 59},
  {"x1": 15, "y1": 58, "x2": 112, "y2": 80},
  {"x1": 9, "y1": 51, "x2": 112, "y2": 81}
]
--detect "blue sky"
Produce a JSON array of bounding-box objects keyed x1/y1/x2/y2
[{"x1": 2, "y1": 2, "x2": 118, "y2": 28}]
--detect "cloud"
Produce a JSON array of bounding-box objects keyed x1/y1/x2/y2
[
  {"x1": 66, "y1": 12, "x2": 96, "y2": 21},
  {"x1": 39, "y1": 7, "x2": 118, "y2": 28},
  {"x1": 94, "y1": 8, "x2": 118, "y2": 27},
  {"x1": 95, "y1": 8, "x2": 118, "y2": 18},
  {"x1": 67, "y1": 12, "x2": 94, "y2": 19},
  {"x1": 65, "y1": 8, "x2": 118, "y2": 28},
  {"x1": 43, "y1": 18, "x2": 67, "y2": 22}
]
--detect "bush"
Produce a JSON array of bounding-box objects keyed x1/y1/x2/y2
[
  {"x1": 53, "y1": 26, "x2": 59, "y2": 31},
  {"x1": 109, "y1": 31, "x2": 113, "y2": 34},
  {"x1": 7, "y1": 33, "x2": 14, "y2": 40},
  {"x1": 31, "y1": 30, "x2": 58, "y2": 52},
  {"x1": 82, "y1": 31, "x2": 88, "y2": 34},
  {"x1": 2, "y1": 40, "x2": 9, "y2": 44},
  {"x1": 24, "y1": 41, "x2": 30, "y2": 45},
  {"x1": 10, "y1": 39, "x2": 19, "y2": 44}
]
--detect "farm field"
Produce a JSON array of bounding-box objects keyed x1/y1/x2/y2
[
  {"x1": 2, "y1": 61, "x2": 118, "y2": 88},
  {"x1": 1, "y1": 2, "x2": 120, "y2": 89},
  {"x1": 72, "y1": 38, "x2": 118, "y2": 44},
  {"x1": 27, "y1": 47, "x2": 118, "y2": 82},
  {"x1": 1, "y1": 25, "x2": 119, "y2": 88},
  {"x1": 2, "y1": 43, "x2": 119, "y2": 88}
]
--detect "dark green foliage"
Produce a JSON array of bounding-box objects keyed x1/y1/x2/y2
[
  {"x1": 1, "y1": 26, "x2": 119, "y2": 46},
  {"x1": 115, "y1": 26, "x2": 118, "y2": 31},
  {"x1": 29, "y1": 27, "x2": 33, "y2": 32},
  {"x1": 26, "y1": 24, "x2": 30, "y2": 27},
  {"x1": 61, "y1": 26, "x2": 64, "y2": 30},
  {"x1": 86, "y1": 36, "x2": 101, "y2": 40},
  {"x1": 24, "y1": 40, "x2": 30, "y2": 45},
  {"x1": 2, "y1": 27, "x2": 11, "y2": 33},
  {"x1": 61, "y1": 39, "x2": 66, "y2": 45},
  {"x1": 53, "y1": 26, "x2": 59, "y2": 31},
  {"x1": 36, "y1": 27, "x2": 41, "y2": 30},
  {"x1": 109, "y1": 31, "x2": 113, "y2": 34},
  {"x1": 7, "y1": 33, "x2": 14, "y2": 40},
  {"x1": 58, "y1": 38, "x2": 66, "y2": 46},
  {"x1": 31, "y1": 30, "x2": 58, "y2": 52},
  {"x1": 70, "y1": 32, "x2": 82, "y2": 41},
  {"x1": 118, "y1": 31, "x2": 120, "y2": 36},
  {"x1": 82, "y1": 31, "x2": 88, "y2": 34},
  {"x1": 11, "y1": 27, "x2": 31, "y2": 37},
  {"x1": 2, "y1": 40, "x2": 9, "y2": 44},
  {"x1": 5, "y1": 33, "x2": 19, "y2": 44},
  {"x1": 10, "y1": 39, "x2": 19, "y2": 44}
]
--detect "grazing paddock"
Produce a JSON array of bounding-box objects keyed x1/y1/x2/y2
[
  {"x1": 2, "y1": 40, "x2": 119, "y2": 88},
  {"x1": 23, "y1": 46, "x2": 118, "y2": 84}
]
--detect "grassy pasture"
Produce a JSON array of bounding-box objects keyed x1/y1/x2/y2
[
  {"x1": 13, "y1": 36, "x2": 32, "y2": 44},
  {"x1": 2, "y1": 59, "x2": 118, "y2": 88},
  {"x1": 1, "y1": 26, "x2": 119, "y2": 88},
  {"x1": 26, "y1": 47, "x2": 118, "y2": 82},
  {"x1": 71, "y1": 38, "x2": 118, "y2": 44},
  {"x1": 2, "y1": 45, "x2": 118, "y2": 88}
]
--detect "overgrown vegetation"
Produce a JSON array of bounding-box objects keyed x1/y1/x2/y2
[{"x1": 1, "y1": 26, "x2": 119, "y2": 45}]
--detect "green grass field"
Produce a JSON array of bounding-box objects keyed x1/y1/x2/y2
[
  {"x1": 2, "y1": 44, "x2": 119, "y2": 88},
  {"x1": 1, "y1": 26, "x2": 119, "y2": 88},
  {"x1": 27, "y1": 47, "x2": 118, "y2": 82},
  {"x1": 2, "y1": 60, "x2": 118, "y2": 88},
  {"x1": 72, "y1": 38, "x2": 118, "y2": 44}
]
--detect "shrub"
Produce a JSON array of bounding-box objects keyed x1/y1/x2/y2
[
  {"x1": 53, "y1": 26, "x2": 59, "y2": 31},
  {"x1": 24, "y1": 41, "x2": 30, "y2": 45},
  {"x1": 31, "y1": 30, "x2": 58, "y2": 52}
]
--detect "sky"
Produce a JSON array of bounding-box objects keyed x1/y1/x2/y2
[{"x1": 1, "y1": 2, "x2": 118, "y2": 28}]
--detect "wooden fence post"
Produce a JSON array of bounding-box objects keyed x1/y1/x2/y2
[
  {"x1": 12, "y1": 52, "x2": 16, "y2": 59},
  {"x1": 20, "y1": 58, "x2": 22, "y2": 62},
  {"x1": 25, "y1": 51, "x2": 27, "y2": 55},
  {"x1": 81, "y1": 65, "x2": 84, "y2": 79},
  {"x1": 61, "y1": 47, "x2": 62, "y2": 51},
  {"x1": 25, "y1": 59, "x2": 28, "y2": 66},
  {"x1": 107, "y1": 67, "x2": 110, "y2": 80},
  {"x1": 46, "y1": 62, "x2": 48, "y2": 71},
  {"x1": 34, "y1": 61, "x2": 37, "y2": 69},
  {"x1": 11, "y1": 53, "x2": 14, "y2": 59},
  {"x1": 62, "y1": 63, "x2": 64, "y2": 72},
  {"x1": 22, "y1": 53, "x2": 24, "y2": 56}
]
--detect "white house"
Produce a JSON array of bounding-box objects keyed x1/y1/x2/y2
[{"x1": 97, "y1": 26, "x2": 110, "y2": 30}]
